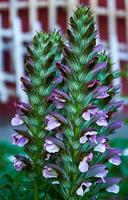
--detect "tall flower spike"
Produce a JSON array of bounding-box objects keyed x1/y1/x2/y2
[
  {"x1": 47, "y1": 6, "x2": 123, "y2": 200},
  {"x1": 11, "y1": 6, "x2": 122, "y2": 200},
  {"x1": 11, "y1": 31, "x2": 64, "y2": 199}
]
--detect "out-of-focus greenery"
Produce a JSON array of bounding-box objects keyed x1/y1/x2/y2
[
  {"x1": 110, "y1": 139, "x2": 128, "y2": 200},
  {"x1": 0, "y1": 140, "x2": 128, "y2": 200},
  {"x1": 0, "y1": 142, "x2": 63, "y2": 200},
  {"x1": 0, "y1": 142, "x2": 35, "y2": 200}
]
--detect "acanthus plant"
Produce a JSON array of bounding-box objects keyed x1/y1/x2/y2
[
  {"x1": 11, "y1": 6, "x2": 123, "y2": 200},
  {"x1": 11, "y1": 31, "x2": 64, "y2": 199}
]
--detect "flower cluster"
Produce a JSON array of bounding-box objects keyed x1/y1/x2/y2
[{"x1": 11, "y1": 6, "x2": 123, "y2": 200}]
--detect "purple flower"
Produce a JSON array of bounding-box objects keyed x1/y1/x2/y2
[
  {"x1": 109, "y1": 155, "x2": 121, "y2": 166},
  {"x1": 55, "y1": 131, "x2": 63, "y2": 141},
  {"x1": 12, "y1": 133, "x2": 28, "y2": 147},
  {"x1": 82, "y1": 111, "x2": 90, "y2": 121},
  {"x1": 53, "y1": 74, "x2": 63, "y2": 84},
  {"x1": 94, "y1": 138, "x2": 108, "y2": 153},
  {"x1": 93, "y1": 62, "x2": 107, "y2": 73},
  {"x1": 82, "y1": 106, "x2": 108, "y2": 127},
  {"x1": 43, "y1": 166, "x2": 58, "y2": 178},
  {"x1": 15, "y1": 102, "x2": 30, "y2": 115},
  {"x1": 78, "y1": 160, "x2": 89, "y2": 173},
  {"x1": 86, "y1": 164, "x2": 107, "y2": 183},
  {"x1": 56, "y1": 62, "x2": 71, "y2": 76},
  {"x1": 44, "y1": 138, "x2": 60, "y2": 153},
  {"x1": 103, "y1": 148, "x2": 121, "y2": 165},
  {"x1": 86, "y1": 80, "x2": 100, "y2": 89},
  {"x1": 45, "y1": 115, "x2": 61, "y2": 131},
  {"x1": 11, "y1": 114, "x2": 24, "y2": 126},
  {"x1": 106, "y1": 184, "x2": 119, "y2": 194},
  {"x1": 93, "y1": 44, "x2": 103, "y2": 53},
  {"x1": 78, "y1": 153, "x2": 93, "y2": 173},
  {"x1": 108, "y1": 100, "x2": 123, "y2": 111},
  {"x1": 20, "y1": 76, "x2": 32, "y2": 92},
  {"x1": 80, "y1": 130, "x2": 98, "y2": 144},
  {"x1": 104, "y1": 178, "x2": 121, "y2": 193},
  {"x1": 76, "y1": 182, "x2": 92, "y2": 196},
  {"x1": 96, "y1": 117, "x2": 108, "y2": 127},
  {"x1": 96, "y1": 111, "x2": 108, "y2": 127},
  {"x1": 95, "y1": 168, "x2": 108, "y2": 183},
  {"x1": 97, "y1": 177, "x2": 121, "y2": 193},
  {"x1": 51, "y1": 112, "x2": 68, "y2": 124},
  {"x1": 13, "y1": 156, "x2": 26, "y2": 171},
  {"x1": 95, "y1": 86, "x2": 109, "y2": 99},
  {"x1": 109, "y1": 121, "x2": 123, "y2": 131},
  {"x1": 49, "y1": 89, "x2": 70, "y2": 109},
  {"x1": 45, "y1": 112, "x2": 67, "y2": 131},
  {"x1": 82, "y1": 106, "x2": 99, "y2": 121}
]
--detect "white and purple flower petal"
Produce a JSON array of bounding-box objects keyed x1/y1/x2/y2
[
  {"x1": 96, "y1": 116, "x2": 108, "y2": 127},
  {"x1": 49, "y1": 89, "x2": 70, "y2": 109},
  {"x1": 109, "y1": 155, "x2": 121, "y2": 166},
  {"x1": 78, "y1": 159, "x2": 89, "y2": 173},
  {"x1": 79, "y1": 134, "x2": 88, "y2": 144},
  {"x1": 82, "y1": 111, "x2": 91, "y2": 121},
  {"x1": 44, "y1": 138, "x2": 60, "y2": 153},
  {"x1": 86, "y1": 164, "x2": 107, "y2": 180},
  {"x1": 105, "y1": 178, "x2": 121, "y2": 194},
  {"x1": 94, "y1": 143, "x2": 106, "y2": 153},
  {"x1": 45, "y1": 115, "x2": 61, "y2": 131},
  {"x1": 86, "y1": 80, "x2": 100, "y2": 89},
  {"x1": 82, "y1": 106, "x2": 99, "y2": 121},
  {"x1": 103, "y1": 148, "x2": 121, "y2": 164},
  {"x1": 93, "y1": 44, "x2": 103, "y2": 53},
  {"x1": 43, "y1": 166, "x2": 58, "y2": 178},
  {"x1": 95, "y1": 168, "x2": 108, "y2": 182},
  {"x1": 93, "y1": 62, "x2": 107, "y2": 73},
  {"x1": 80, "y1": 130, "x2": 98, "y2": 144},
  {"x1": 12, "y1": 133, "x2": 28, "y2": 147},
  {"x1": 82, "y1": 106, "x2": 108, "y2": 127},
  {"x1": 13, "y1": 156, "x2": 26, "y2": 171},
  {"x1": 95, "y1": 86, "x2": 109, "y2": 99},
  {"x1": 89, "y1": 135, "x2": 97, "y2": 143},
  {"x1": 78, "y1": 153, "x2": 93, "y2": 173},
  {"x1": 94, "y1": 138, "x2": 107, "y2": 153},
  {"x1": 11, "y1": 114, "x2": 24, "y2": 126},
  {"x1": 106, "y1": 184, "x2": 119, "y2": 194},
  {"x1": 86, "y1": 153, "x2": 93, "y2": 161},
  {"x1": 76, "y1": 182, "x2": 92, "y2": 196},
  {"x1": 88, "y1": 107, "x2": 99, "y2": 115}
]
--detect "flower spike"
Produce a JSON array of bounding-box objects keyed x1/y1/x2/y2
[{"x1": 11, "y1": 6, "x2": 122, "y2": 200}]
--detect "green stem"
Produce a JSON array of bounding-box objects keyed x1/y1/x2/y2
[{"x1": 34, "y1": 183, "x2": 39, "y2": 200}]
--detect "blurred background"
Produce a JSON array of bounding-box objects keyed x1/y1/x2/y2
[
  {"x1": 0, "y1": 0, "x2": 128, "y2": 137},
  {"x1": 0, "y1": 0, "x2": 128, "y2": 199}
]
